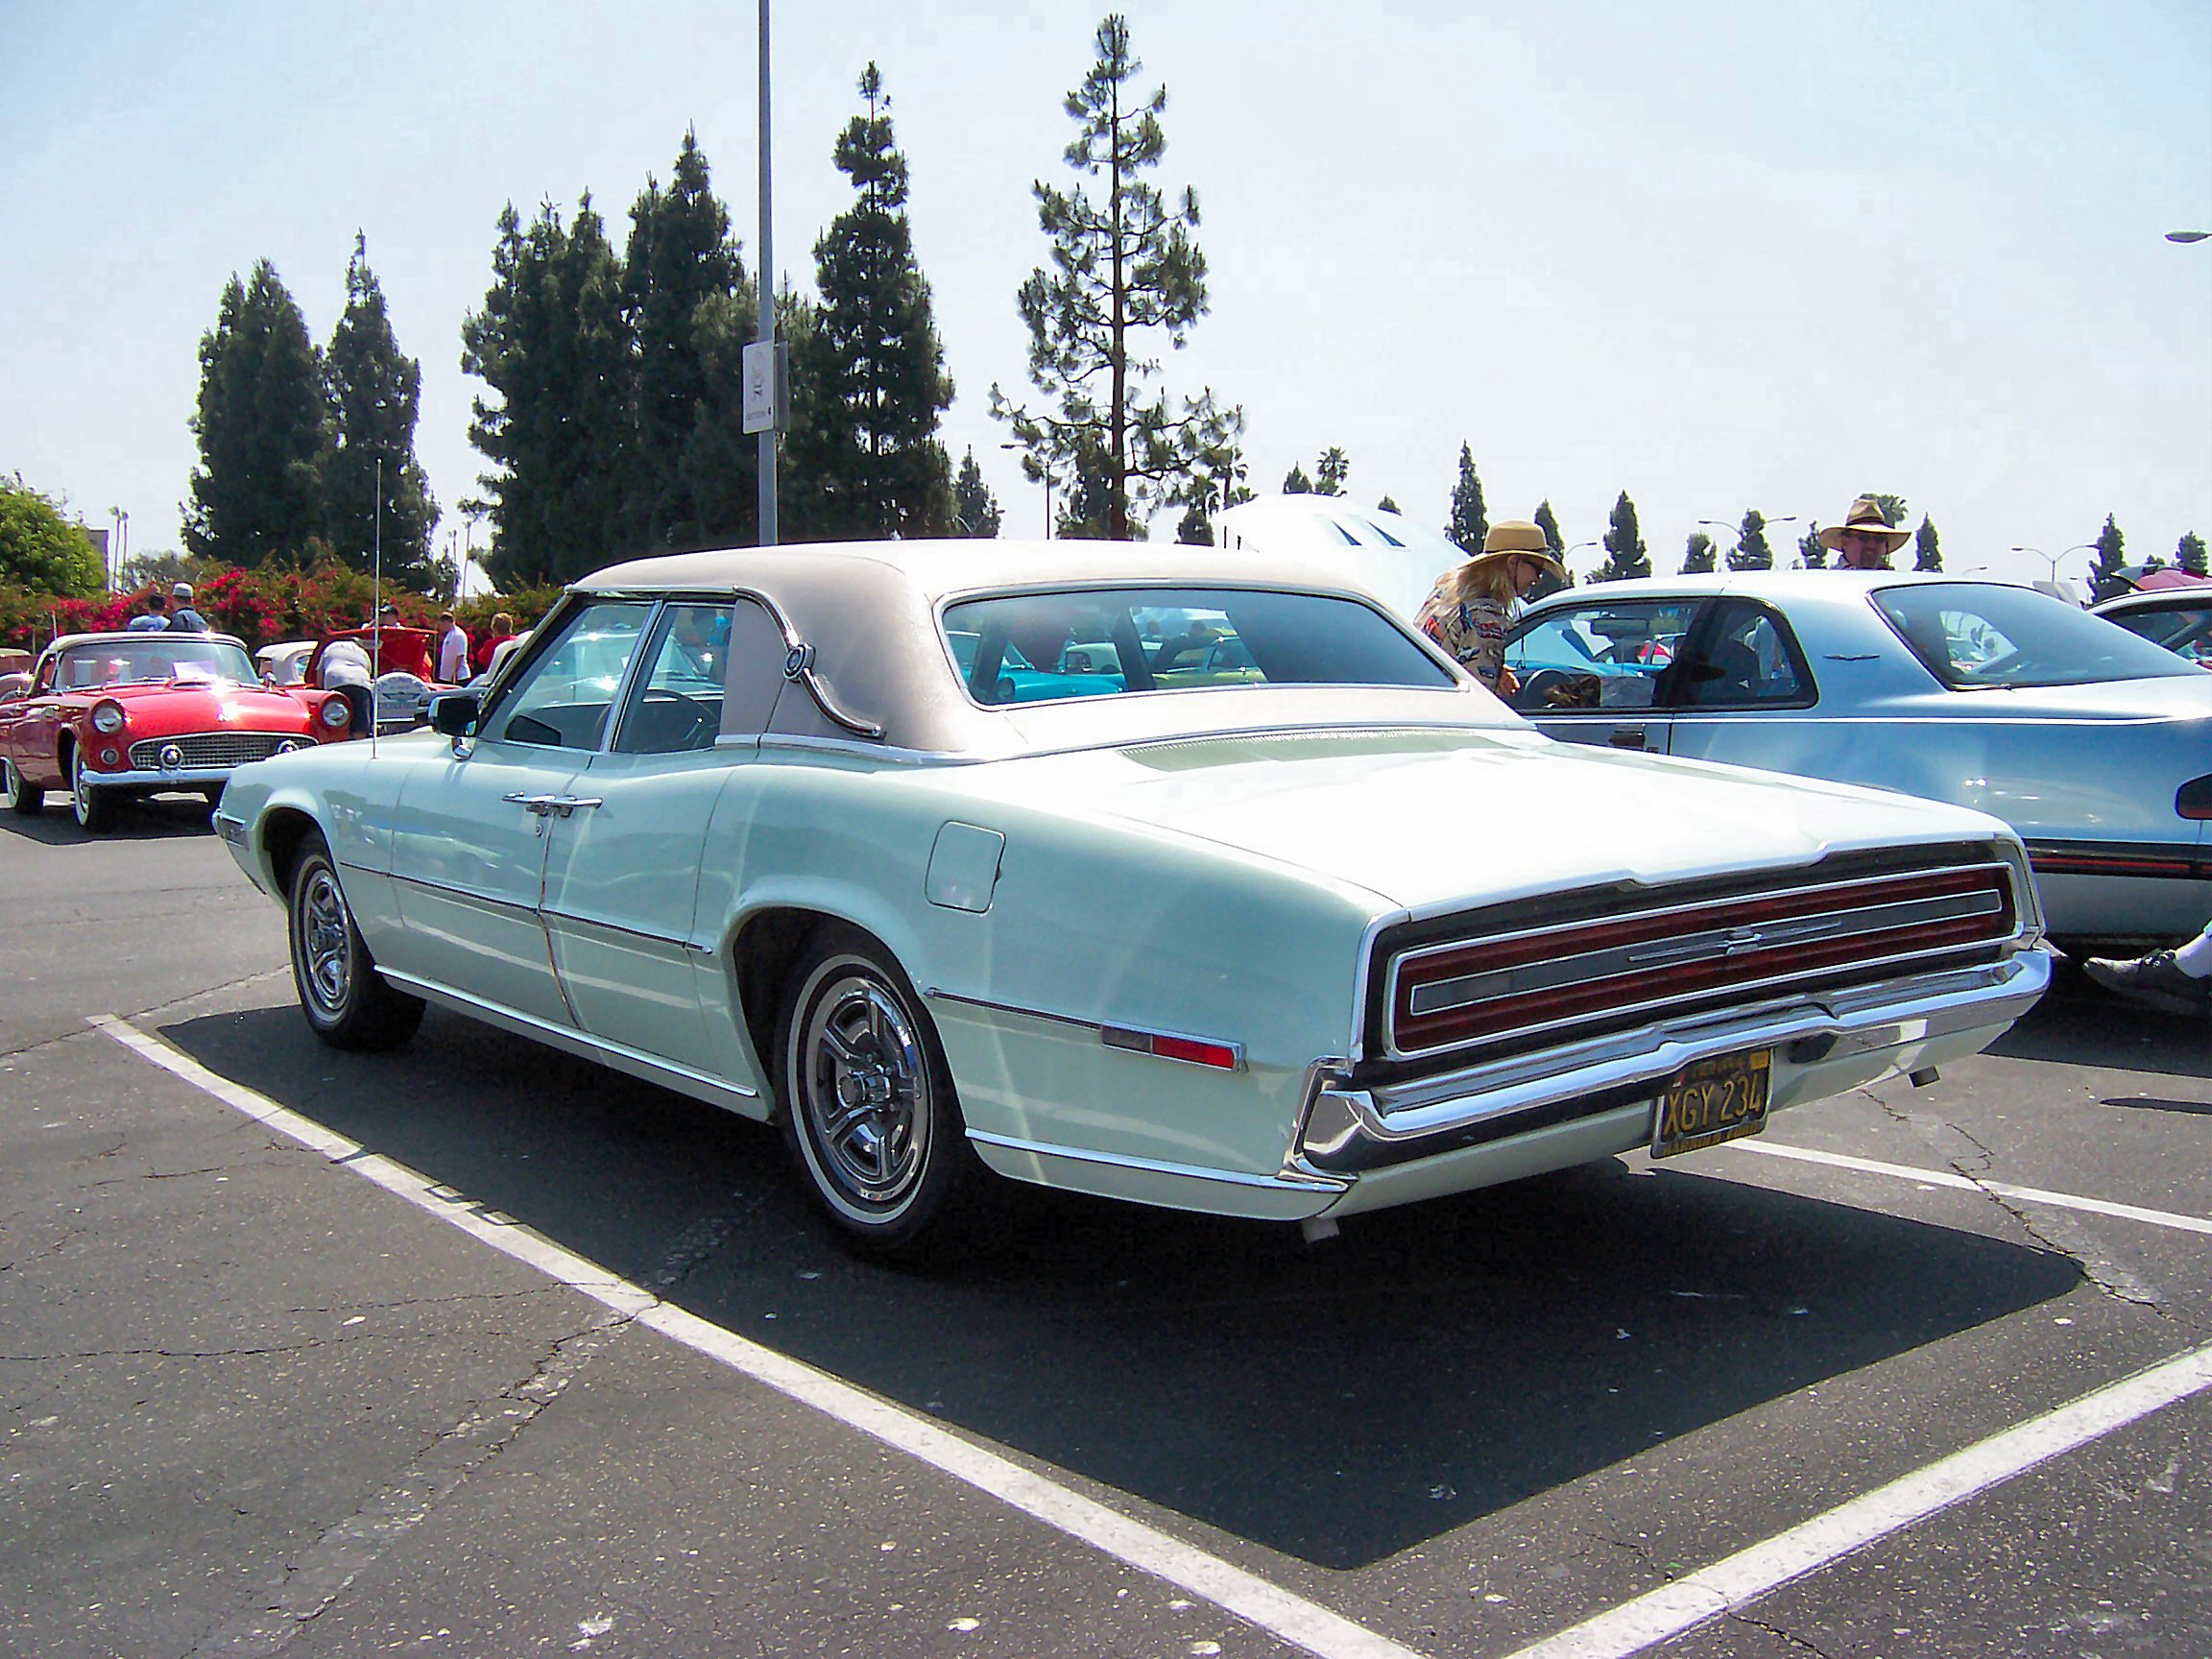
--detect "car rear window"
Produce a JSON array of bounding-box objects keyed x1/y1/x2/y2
[
  {"x1": 939, "y1": 587, "x2": 1456, "y2": 707},
  {"x1": 1872, "y1": 583, "x2": 2200, "y2": 690}
]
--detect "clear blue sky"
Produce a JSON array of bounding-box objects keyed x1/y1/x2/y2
[{"x1": 7, "y1": 0, "x2": 2208, "y2": 590}]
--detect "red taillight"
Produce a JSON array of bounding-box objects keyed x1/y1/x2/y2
[{"x1": 1103, "y1": 1026, "x2": 1242, "y2": 1070}]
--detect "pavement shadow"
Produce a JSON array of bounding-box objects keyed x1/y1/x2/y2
[
  {"x1": 0, "y1": 792, "x2": 217, "y2": 845},
  {"x1": 158, "y1": 1000, "x2": 2083, "y2": 1573},
  {"x1": 1988, "y1": 966, "x2": 2212, "y2": 1079}
]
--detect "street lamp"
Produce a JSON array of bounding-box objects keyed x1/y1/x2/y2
[
  {"x1": 1562, "y1": 539, "x2": 1602, "y2": 581},
  {"x1": 1002, "y1": 441, "x2": 1052, "y2": 540},
  {"x1": 2010, "y1": 542, "x2": 2098, "y2": 585}
]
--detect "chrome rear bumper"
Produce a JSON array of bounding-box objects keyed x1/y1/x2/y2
[{"x1": 1290, "y1": 947, "x2": 2052, "y2": 1178}]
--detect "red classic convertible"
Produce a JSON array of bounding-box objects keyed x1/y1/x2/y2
[{"x1": 0, "y1": 631, "x2": 355, "y2": 831}]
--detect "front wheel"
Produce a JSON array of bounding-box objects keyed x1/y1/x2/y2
[
  {"x1": 2, "y1": 757, "x2": 41, "y2": 816},
  {"x1": 777, "y1": 926, "x2": 977, "y2": 1258},
  {"x1": 69, "y1": 746, "x2": 114, "y2": 833},
  {"x1": 287, "y1": 832, "x2": 424, "y2": 1050}
]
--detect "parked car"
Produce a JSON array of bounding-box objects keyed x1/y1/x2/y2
[
  {"x1": 255, "y1": 639, "x2": 318, "y2": 687},
  {"x1": 213, "y1": 542, "x2": 2049, "y2": 1256},
  {"x1": 1499, "y1": 572, "x2": 2212, "y2": 952},
  {"x1": 1, "y1": 631, "x2": 355, "y2": 830},
  {"x1": 302, "y1": 627, "x2": 457, "y2": 733},
  {"x1": 2090, "y1": 585, "x2": 2212, "y2": 669}
]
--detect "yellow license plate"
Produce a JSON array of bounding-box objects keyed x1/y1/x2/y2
[{"x1": 1651, "y1": 1048, "x2": 1772, "y2": 1159}]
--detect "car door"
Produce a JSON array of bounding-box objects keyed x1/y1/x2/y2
[
  {"x1": 1657, "y1": 598, "x2": 1822, "y2": 772},
  {"x1": 1501, "y1": 596, "x2": 1706, "y2": 753},
  {"x1": 538, "y1": 597, "x2": 756, "y2": 1078},
  {"x1": 387, "y1": 598, "x2": 653, "y2": 1027}
]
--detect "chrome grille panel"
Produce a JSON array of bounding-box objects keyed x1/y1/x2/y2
[{"x1": 129, "y1": 732, "x2": 298, "y2": 769}]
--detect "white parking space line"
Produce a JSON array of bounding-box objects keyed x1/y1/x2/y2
[
  {"x1": 1499, "y1": 1339, "x2": 2212, "y2": 1659},
  {"x1": 92, "y1": 1016, "x2": 1424, "y2": 1659},
  {"x1": 1723, "y1": 1140, "x2": 2212, "y2": 1237}
]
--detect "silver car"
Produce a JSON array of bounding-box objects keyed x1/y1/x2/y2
[
  {"x1": 2089, "y1": 586, "x2": 2212, "y2": 670},
  {"x1": 1501, "y1": 571, "x2": 2212, "y2": 953}
]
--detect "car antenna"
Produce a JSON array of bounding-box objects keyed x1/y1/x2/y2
[{"x1": 371, "y1": 458, "x2": 382, "y2": 757}]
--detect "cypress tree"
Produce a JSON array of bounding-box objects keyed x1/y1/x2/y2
[
  {"x1": 1798, "y1": 523, "x2": 1828, "y2": 569},
  {"x1": 2178, "y1": 532, "x2": 2207, "y2": 577},
  {"x1": 624, "y1": 132, "x2": 757, "y2": 552},
  {"x1": 323, "y1": 233, "x2": 437, "y2": 581},
  {"x1": 462, "y1": 195, "x2": 634, "y2": 586},
  {"x1": 952, "y1": 448, "x2": 1002, "y2": 537},
  {"x1": 184, "y1": 260, "x2": 328, "y2": 566},
  {"x1": 1913, "y1": 516, "x2": 1942, "y2": 572},
  {"x1": 1727, "y1": 509, "x2": 1774, "y2": 571},
  {"x1": 2088, "y1": 515, "x2": 2128, "y2": 602},
  {"x1": 1445, "y1": 443, "x2": 1486, "y2": 551},
  {"x1": 1681, "y1": 530, "x2": 1718, "y2": 574},
  {"x1": 1598, "y1": 492, "x2": 1649, "y2": 582},
  {"x1": 1282, "y1": 463, "x2": 1312, "y2": 494},
  {"x1": 788, "y1": 66, "x2": 954, "y2": 541}
]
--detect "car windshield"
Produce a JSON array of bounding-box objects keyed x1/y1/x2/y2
[
  {"x1": 1872, "y1": 584, "x2": 2200, "y2": 690},
  {"x1": 939, "y1": 587, "x2": 1455, "y2": 706},
  {"x1": 2106, "y1": 600, "x2": 2212, "y2": 666},
  {"x1": 56, "y1": 637, "x2": 255, "y2": 689}
]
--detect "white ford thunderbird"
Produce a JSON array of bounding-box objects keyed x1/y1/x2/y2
[{"x1": 215, "y1": 541, "x2": 2052, "y2": 1256}]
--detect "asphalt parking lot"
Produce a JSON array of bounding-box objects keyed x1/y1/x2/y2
[{"x1": 3, "y1": 801, "x2": 2207, "y2": 1658}]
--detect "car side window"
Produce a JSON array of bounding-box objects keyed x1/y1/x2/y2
[
  {"x1": 613, "y1": 601, "x2": 731, "y2": 755},
  {"x1": 486, "y1": 600, "x2": 651, "y2": 750},
  {"x1": 1677, "y1": 600, "x2": 1814, "y2": 709},
  {"x1": 1503, "y1": 600, "x2": 1697, "y2": 712}
]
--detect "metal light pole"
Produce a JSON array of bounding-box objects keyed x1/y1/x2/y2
[
  {"x1": 1700, "y1": 515, "x2": 1798, "y2": 568},
  {"x1": 1563, "y1": 539, "x2": 1601, "y2": 582},
  {"x1": 756, "y1": 0, "x2": 778, "y2": 546},
  {"x1": 2010, "y1": 542, "x2": 2098, "y2": 586}
]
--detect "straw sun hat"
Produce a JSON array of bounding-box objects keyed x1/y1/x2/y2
[
  {"x1": 1468, "y1": 519, "x2": 1567, "y2": 581},
  {"x1": 1816, "y1": 496, "x2": 1911, "y2": 554}
]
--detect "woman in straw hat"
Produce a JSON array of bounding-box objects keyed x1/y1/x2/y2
[
  {"x1": 1416, "y1": 520, "x2": 1566, "y2": 694},
  {"x1": 1820, "y1": 496, "x2": 1911, "y2": 571}
]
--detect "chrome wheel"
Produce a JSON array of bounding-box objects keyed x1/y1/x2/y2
[
  {"x1": 797, "y1": 967, "x2": 931, "y2": 1212},
  {"x1": 299, "y1": 864, "x2": 353, "y2": 1017},
  {"x1": 285, "y1": 832, "x2": 424, "y2": 1051},
  {"x1": 778, "y1": 926, "x2": 975, "y2": 1256}
]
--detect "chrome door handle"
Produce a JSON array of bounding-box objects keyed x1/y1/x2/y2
[
  {"x1": 1607, "y1": 726, "x2": 1649, "y2": 751},
  {"x1": 502, "y1": 791, "x2": 560, "y2": 814},
  {"x1": 544, "y1": 796, "x2": 602, "y2": 819}
]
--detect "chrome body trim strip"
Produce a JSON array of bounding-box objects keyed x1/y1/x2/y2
[
  {"x1": 925, "y1": 986, "x2": 1104, "y2": 1033},
  {"x1": 967, "y1": 1128, "x2": 1346, "y2": 1194},
  {"x1": 926, "y1": 986, "x2": 1243, "y2": 1069},
  {"x1": 377, "y1": 969, "x2": 759, "y2": 1101},
  {"x1": 75, "y1": 764, "x2": 249, "y2": 790}
]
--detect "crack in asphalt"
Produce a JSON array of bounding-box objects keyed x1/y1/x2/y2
[
  {"x1": 1866, "y1": 1093, "x2": 2173, "y2": 1318},
  {"x1": 1728, "y1": 1608, "x2": 1836, "y2": 1656}
]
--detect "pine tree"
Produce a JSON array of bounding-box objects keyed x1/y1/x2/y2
[
  {"x1": 1913, "y1": 516, "x2": 1942, "y2": 572},
  {"x1": 1681, "y1": 530, "x2": 1718, "y2": 574},
  {"x1": 462, "y1": 195, "x2": 634, "y2": 586},
  {"x1": 1532, "y1": 499, "x2": 1563, "y2": 557},
  {"x1": 322, "y1": 234, "x2": 436, "y2": 581},
  {"x1": 1727, "y1": 509, "x2": 1774, "y2": 571},
  {"x1": 952, "y1": 448, "x2": 1001, "y2": 537},
  {"x1": 788, "y1": 70, "x2": 955, "y2": 541},
  {"x1": 2178, "y1": 532, "x2": 2208, "y2": 577},
  {"x1": 1282, "y1": 463, "x2": 1311, "y2": 494},
  {"x1": 1376, "y1": 494, "x2": 1399, "y2": 514},
  {"x1": 1598, "y1": 492, "x2": 1648, "y2": 582},
  {"x1": 623, "y1": 132, "x2": 756, "y2": 552},
  {"x1": 1445, "y1": 443, "x2": 1486, "y2": 551},
  {"x1": 992, "y1": 14, "x2": 1239, "y2": 539},
  {"x1": 2088, "y1": 515, "x2": 2128, "y2": 602},
  {"x1": 184, "y1": 260, "x2": 329, "y2": 566},
  {"x1": 1798, "y1": 524, "x2": 1828, "y2": 569}
]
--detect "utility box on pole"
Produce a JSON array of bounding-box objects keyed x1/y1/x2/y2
[{"x1": 742, "y1": 340, "x2": 789, "y2": 436}]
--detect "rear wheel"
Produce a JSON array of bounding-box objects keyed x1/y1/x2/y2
[
  {"x1": 777, "y1": 925, "x2": 977, "y2": 1259},
  {"x1": 2, "y1": 757, "x2": 41, "y2": 816},
  {"x1": 69, "y1": 746, "x2": 114, "y2": 833},
  {"x1": 287, "y1": 832, "x2": 424, "y2": 1050}
]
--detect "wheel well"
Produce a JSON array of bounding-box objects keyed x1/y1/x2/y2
[
  {"x1": 732, "y1": 907, "x2": 891, "y2": 1119},
  {"x1": 261, "y1": 809, "x2": 324, "y2": 897}
]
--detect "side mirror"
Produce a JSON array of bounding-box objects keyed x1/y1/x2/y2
[{"x1": 427, "y1": 691, "x2": 481, "y2": 738}]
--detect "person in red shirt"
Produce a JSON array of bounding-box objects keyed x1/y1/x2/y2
[{"x1": 472, "y1": 611, "x2": 516, "y2": 676}]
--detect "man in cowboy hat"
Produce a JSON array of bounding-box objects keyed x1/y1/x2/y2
[
  {"x1": 1819, "y1": 496, "x2": 1911, "y2": 570},
  {"x1": 1417, "y1": 520, "x2": 1568, "y2": 693}
]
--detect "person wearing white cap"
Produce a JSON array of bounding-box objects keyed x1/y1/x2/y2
[
  {"x1": 1416, "y1": 520, "x2": 1567, "y2": 694},
  {"x1": 168, "y1": 581, "x2": 209, "y2": 632},
  {"x1": 1819, "y1": 496, "x2": 1911, "y2": 571}
]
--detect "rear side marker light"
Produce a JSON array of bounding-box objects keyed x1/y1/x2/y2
[
  {"x1": 2179, "y1": 776, "x2": 2212, "y2": 822},
  {"x1": 1102, "y1": 1025, "x2": 1242, "y2": 1070}
]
